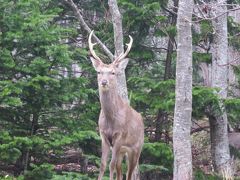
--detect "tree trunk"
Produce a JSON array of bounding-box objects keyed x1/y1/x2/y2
[
  {"x1": 108, "y1": 0, "x2": 140, "y2": 179},
  {"x1": 24, "y1": 113, "x2": 38, "y2": 172},
  {"x1": 108, "y1": 0, "x2": 129, "y2": 102},
  {"x1": 164, "y1": 0, "x2": 178, "y2": 80},
  {"x1": 154, "y1": 0, "x2": 179, "y2": 143},
  {"x1": 108, "y1": 0, "x2": 124, "y2": 56},
  {"x1": 209, "y1": 0, "x2": 233, "y2": 176},
  {"x1": 154, "y1": 110, "x2": 164, "y2": 142},
  {"x1": 173, "y1": 0, "x2": 193, "y2": 179}
]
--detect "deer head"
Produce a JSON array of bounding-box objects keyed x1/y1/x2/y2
[{"x1": 88, "y1": 30, "x2": 133, "y2": 92}]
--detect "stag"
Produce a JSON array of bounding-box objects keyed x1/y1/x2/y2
[{"x1": 88, "y1": 31, "x2": 144, "y2": 180}]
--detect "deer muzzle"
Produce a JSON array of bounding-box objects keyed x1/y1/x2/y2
[{"x1": 101, "y1": 79, "x2": 108, "y2": 87}]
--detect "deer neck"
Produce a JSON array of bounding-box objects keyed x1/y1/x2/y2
[{"x1": 99, "y1": 88, "x2": 122, "y2": 120}]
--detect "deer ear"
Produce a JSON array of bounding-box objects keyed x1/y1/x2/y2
[
  {"x1": 90, "y1": 57, "x2": 102, "y2": 71},
  {"x1": 114, "y1": 58, "x2": 129, "y2": 70}
]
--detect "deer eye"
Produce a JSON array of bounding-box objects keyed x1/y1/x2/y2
[
  {"x1": 111, "y1": 72, "x2": 115, "y2": 75},
  {"x1": 97, "y1": 71, "x2": 101, "y2": 74}
]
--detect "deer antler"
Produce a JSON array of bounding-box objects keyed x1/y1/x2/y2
[
  {"x1": 89, "y1": 30, "x2": 133, "y2": 63},
  {"x1": 115, "y1": 35, "x2": 133, "y2": 62},
  {"x1": 88, "y1": 30, "x2": 102, "y2": 62}
]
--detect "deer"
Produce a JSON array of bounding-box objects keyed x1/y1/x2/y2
[{"x1": 88, "y1": 30, "x2": 144, "y2": 180}]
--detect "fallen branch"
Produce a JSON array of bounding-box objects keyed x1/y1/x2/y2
[{"x1": 191, "y1": 125, "x2": 210, "y2": 134}]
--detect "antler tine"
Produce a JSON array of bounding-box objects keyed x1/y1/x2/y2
[
  {"x1": 88, "y1": 30, "x2": 102, "y2": 62},
  {"x1": 115, "y1": 35, "x2": 133, "y2": 62}
]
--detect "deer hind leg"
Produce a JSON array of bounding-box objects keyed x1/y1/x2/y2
[
  {"x1": 116, "y1": 152, "x2": 125, "y2": 180},
  {"x1": 98, "y1": 139, "x2": 110, "y2": 180},
  {"x1": 126, "y1": 150, "x2": 141, "y2": 180}
]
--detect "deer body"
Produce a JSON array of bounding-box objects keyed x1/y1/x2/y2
[
  {"x1": 99, "y1": 88, "x2": 143, "y2": 149},
  {"x1": 88, "y1": 31, "x2": 144, "y2": 180}
]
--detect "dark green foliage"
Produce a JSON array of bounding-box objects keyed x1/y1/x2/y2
[
  {"x1": 0, "y1": 0, "x2": 100, "y2": 177},
  {"x1": 24, "y1": 164, "x2": 55, "y2": 180},
  {"x1": 230, "y1": 145, "x2": 240, "y2": 159},
  {"x1": 155, "y1": 25, "x2": 177, "y2": 38},
  {"x1": 140, "y1": 164, "x2": 169, "y2": 172},
  {"x1": 226, "y1": 66, "x2": 240, "y2": 126},
  {"x1": 139, "y1": 142, "x2": 173, "y2": 179},
  {"x1": 193, "y1": 52, "x2": 212, "y2": 64},
  {"x1": 225, "y1": 98, "x2": 240, "y2": 126},
  {"x1": 119, "y1": 0, "x2": 162, "y2": 31},
  {"x1": 140, "y1": 142, "x2": 173, "y2": 171},
  {"x1": 194, "y1": 169, "x2": 221, "y2": 180},
  {"x1": 118, "y1": 0, "x2": 170, "y2": 62},
  {"x1": 129, "y1": 77, "x2": 175, "y2": 114},
  {"x1": 0, "y1": 131, "x2": 28, "y2": 163},
  {"x1": 228, "y1": 16, "x2": 240, "y2": 50},
  {"x1": 192, "y1": 86, "x2": 221, "y2": 118},
  {"x1": 233, "y1": 65, "x2": 240, "y2": 85},
  {"x1": 0, "y1": 80, "x2": 22, "y2": 107},
  {"x1": 227, "y1": 0, "x2": 240, "y2": 3},
  {"x1": 52, "y1": 172, "x2": 96, "y2": 180},
  {"x1": 192, "y1": 20, "x2": 214, "y2": 46}
]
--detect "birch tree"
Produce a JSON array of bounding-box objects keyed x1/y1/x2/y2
[
  {"x1": 108, "y1": 0, "x2": 129, "y2": 102},
  {"x1": 173, "y1": 0, "x2": 193, "y2": 179},
  {"x1": 209, "y1": 0, "x2": 233, "y2": 176}
]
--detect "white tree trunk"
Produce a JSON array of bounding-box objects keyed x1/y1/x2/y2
[
  {"x1": 108, "y1": 0, "x2": 124, "y2": 56},
  {"x1": 108, "y1": 1, "x2": 140, "y2": 179},
  {"x1": 108, "y1": 0, "x2": 129, "y2": 102},
  {"x1": 173, "y1": 0, "x2": 193, "y2": 179},
  {"x1": 209, "y1": 0, "x2": 233, "y2": 176}
]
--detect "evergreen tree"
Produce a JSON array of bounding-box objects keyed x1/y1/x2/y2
[{"x1": 0, "y1": 0, "x2": 99, "y2": 177}]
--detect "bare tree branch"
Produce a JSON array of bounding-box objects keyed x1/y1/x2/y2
[
  {"x1": 216, "y1": 56, "x2": 240, "y2": 67},
  {"x1": 168, "y1": 2, "x2": 240, "y2": 23},
  {"x1": 193, "y1": 4, "x2": 240, "y2": 22},
  {"x1": 191, "y1": 126, "x2": 210, "y2": 134},
  {"x1": 62, "y1": 0, "x2": 114, "y2": 60},
  {"x1": 140, "y1": 44, "x2": 169, "y2": 52},
  {"x1": 191, "y1": 119, "x2": 210, "y2": 134}
]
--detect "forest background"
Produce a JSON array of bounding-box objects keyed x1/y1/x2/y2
[{"x1": 1, "y1": 0, "x2": 240, "y2": 179}]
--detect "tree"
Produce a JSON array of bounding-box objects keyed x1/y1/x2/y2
[
  {"x1": 0, "y1": 0, "x2": 100, "y2": 177},
  {"x1": 108, "y1": 0, "x2": 129, "y2": 102},
  {"x1": 191, "y1": 0, "x2": 240, "y2": 177},
  {"x1": 173, "y1": 0, "x2": 194, "y2": 179},
  {"x1": 209, "y1": 0, "x2": 233, "y2": 176},
  {"x1": 155, "y1": 0, "x2": 179, "y2": 143}
]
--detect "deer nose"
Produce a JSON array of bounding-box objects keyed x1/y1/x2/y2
[{"x1": 101, "y1": 80, "x2": 108, "y2": 86}]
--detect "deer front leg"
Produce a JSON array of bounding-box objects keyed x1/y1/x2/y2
[
  {"x1": 116, "y1": 152, "x2": 124, "y2": 180},
  {"x1": 109, "y1": 132, "x2": 122, "y2": 180},
  {"x1": 98, "y1": 136, "x2": 110, "y2": 180},
  {"x1": 109, "y1": 147, "x2": 120, "y2": 180}
]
